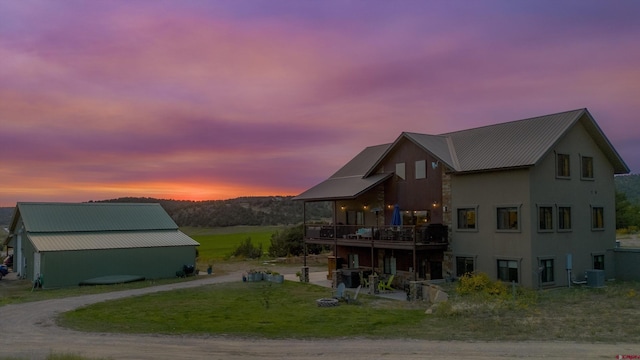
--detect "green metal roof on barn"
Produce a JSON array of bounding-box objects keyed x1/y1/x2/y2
[{"x1": 12, "y1": 202, "x2": 179, "y2": 233}]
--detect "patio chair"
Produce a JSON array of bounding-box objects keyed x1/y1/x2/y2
[
  {"x1": 359, "y1": 271, "x2": 369, "y2": 288},
  {"x1": 378, "y1": 275, "x2": 395, "y2": 292}
]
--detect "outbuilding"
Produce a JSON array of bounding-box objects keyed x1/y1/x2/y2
[{"x1": 5, "y1": 202, "x2": 199, "y2": 288}]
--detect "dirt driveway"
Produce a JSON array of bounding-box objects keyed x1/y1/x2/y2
[{"x1": 1, "y1": 271, "x2": 639, "y2": 360}]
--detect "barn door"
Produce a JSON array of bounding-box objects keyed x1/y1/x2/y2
[{"x1": 33, "y1": 252, "x2": 41, "y2": 282}]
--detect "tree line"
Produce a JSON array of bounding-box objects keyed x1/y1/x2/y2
[{"x1": 97, "y1": 196, "x2": 332, "y2": 228}]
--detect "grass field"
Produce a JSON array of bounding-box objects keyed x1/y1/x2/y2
[
  {"x1": 58, "y1": 279, "x2": 640, "y2": 342},
  {"x1": 182, "y1": 226, "x2": 283, "y2": 263}
]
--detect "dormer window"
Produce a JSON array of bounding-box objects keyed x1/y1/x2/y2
[
  {"x1": 556, "y1": 153, "x2": 570, "y2": 178},
  {"x1": 581, "y1": 156, "x2": 594, "y2": 180},
  {"x1": 395, "y1": 163, "x2": 406, "y2": 180},
  {"x1": 415, "y1": 160, "x2": 426, "y2": 179}
]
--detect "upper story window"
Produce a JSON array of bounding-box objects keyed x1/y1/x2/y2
[
  {"x1": 591, "y1": 206, "x2": 604, "y2": 230},
  {"x1": 415, "y1": 160, "x2": 426, "y2": 179},
  {"x1": 457, "y1": 207, "x2": 477, "y2": 230},
  {"x1": 558, "y1": 206, "x2": 572, "y2": 231},
  {"x1": 395, "y1": 162, "x2": 406, "y2": 180},
  {"x1": 557, "y1": 153, "x2": 571, "y2": 178},
  {"x1": 497, "y1": 206, "x2": 519, "y2": 231},
  {"x1": 538, "y1": 206, "x2": 553, "y2": 231},
  {"x1": 346, "y1": 210, "x2": 364, "y2": 225},
  {"x1": 581, "y1": 156, "x2": 594, "y2": 180}
]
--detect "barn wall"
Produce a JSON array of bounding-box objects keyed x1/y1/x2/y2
[{"x1": 40, "y1": 246, "x2": 198, "y2": 288}]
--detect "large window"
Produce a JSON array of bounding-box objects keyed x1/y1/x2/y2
[
  {"x1": 557, "y1": 153, "x2": 571, "y2": 178},
  {"x1": 456, "y1": 257, "x2": 474, "y2": 277},
  {"x1": 558, "y1": 206, "x2": 572, "y2": 231},
  {"x1": 593, "y1": 254, "x2": 605, "y2": 270},
  {"x1": 538, "y1": 206, "x2": 553, "y2": 231},
  {"x1": 581, "y1": 156, "x2": 594, "y2": 179},
  {"x1": 592, "y1": 206, "x2": 604, "y2": 230},
  {"x1": 415, "y1": 160, "x2": 426, "y2": 179},
  {"x1": 497, "y1": 207, "x2": 519, "y2": 231},
  {"x1": 395, "y1": 163, "x2": 406, "y2": 180},
  {"x1": 346, "y1": 210, "x2": 364, "y2": 225},
  {"x1": 457, "y1": 208, "x2": 476, "y2": 230},
  {"x1": 497, "y1": 259, "x2": 518, "y2": 283},
  {"x1": 540, "y1": 259, "x2": 554, "y2": 283}
]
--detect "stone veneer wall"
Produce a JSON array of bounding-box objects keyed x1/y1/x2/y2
[{"x1": 441, "y1": 168, "x2": 454, "y2": 279}]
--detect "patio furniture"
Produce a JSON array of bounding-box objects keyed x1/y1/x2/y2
[
  {"x1": 359, "y1": 271, "x2": 369, "y2": 288},
  {"x1": 378, "y1": 275, "x2": 395, "y2": 292}
]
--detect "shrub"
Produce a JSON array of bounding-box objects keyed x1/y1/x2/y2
[
  {"x1": 457, "y1": 272, "x2": 508, "y2": 298},
  {"x1": 268, "y1": 224, "x2": 324, "y2": 257},
  {"x1": 232, "y1": 237, "x2": 263, "y2": 259}
]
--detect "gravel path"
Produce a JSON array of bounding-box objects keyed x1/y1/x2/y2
[{"x1": 1, "y1": 272, "x2": 638, "y2": 360}]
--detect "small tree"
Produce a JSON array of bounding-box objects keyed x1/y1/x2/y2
[
  {"x1": 269, "y1": 224, "x2": 326, "y2": 257},
  {"x1": 232, "y1": 237, "x2": 263, "y2": 259}
]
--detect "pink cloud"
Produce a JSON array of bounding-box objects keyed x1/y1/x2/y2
[{"x1": 1, "y1": 1, "x2": 639, "y2": 207}]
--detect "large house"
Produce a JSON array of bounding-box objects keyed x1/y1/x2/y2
[
  {"x1": 294, "y1": 109, "x2": 629, "y2": 288},
  {"x1": 5, "y1": 202, "x2": 200, "y2": 288}
]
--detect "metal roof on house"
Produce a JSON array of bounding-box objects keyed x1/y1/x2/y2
[
  {"x1": 293, "y1": 173, "x2": 393, "y2": 201},
  {"x1": 442, "y1": 108, "x2": 629, "y2": 173},
  {"x1": 295, "y1": 108, "x2": 630, "y2": 201},
  {"x1": 293, "y1": 144, "x2": 392, "y2": 201},
  {"x1": 13, "y1": 202, "x2": 178, "y2": 233},
  {"x1": 442, "y1": 109, "x2": 581, "y2": 172},
  {"x1": 28, "y1": 230, "x2": 199, "y2": 252}
]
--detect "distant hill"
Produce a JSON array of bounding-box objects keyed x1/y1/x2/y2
[
  {"x1": 616, "y1": 174, "x2": 640, "y2": 204},
  {"x1": 0, "y1": 207, "x2": 14, "y2": 228},
  {"x1": 97, "y1": 196, "x2": 332, "y2": 228}
]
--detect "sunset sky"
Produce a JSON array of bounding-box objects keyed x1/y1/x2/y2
[{"x1": 1, "y1": 1, "x2": 639, "y2": 207}]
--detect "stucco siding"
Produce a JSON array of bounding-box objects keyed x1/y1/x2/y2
[
  {"x1": 451, "y1": 168, "x2": 533, "y2": 286},
  {"x1": 529, "y1": 120, "x2": 617, "y2": 286}
]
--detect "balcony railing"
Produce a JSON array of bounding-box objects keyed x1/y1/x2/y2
[{"x1": 304, "y1": 224, "x2": 448, "y2": 244}]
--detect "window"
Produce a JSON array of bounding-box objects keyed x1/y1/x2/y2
[
  {"x1": 593, "y1": 254, "x2": 604, "y2": 270},
  {"x1": 592, "y1": 206, "x2": 604, "y2": 230},
  {"x1": 497, "y1": 259, "x2": 518, "y2": 283},
  {"x1": 405, "y1": 210, "x2": 430, "y2": 225},
  {"x1": 538, "y1": 206, "x2": 553, "y2": 231},
  {"x1": 346, "y1": 211, "x2": 364, "y2": 225},
  {"x1": 581, "y1": 156, "x2": 594, "y2": 179},
  {"x1": 540, "y1": 259, "x2": 554, "y2": 283},
  {"x1": 415, "y1": 160, "x2": 426, "y2": 179},
  {"x1": 456, "y1": 257, "x2": 474, "y2": 276},
  {"x1": 497, "y1": 207, "x2": 519, "y2": 231},
  {"x1": 557, "y1": 153, "x2": 571, "y2": 178},
  {"x1": 395, "y1": 163, "x2": 406, "y2": 180},
  {"x1": 457, "y1": 208, "x2": 476, "y2": 230},
  {"x1": 558, "y1": 206, "x2": 572, "y2": 231}
]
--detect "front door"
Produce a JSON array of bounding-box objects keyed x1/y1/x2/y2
[{"x1": 430, "y1": 261, "x2": 443, "y2": 279}]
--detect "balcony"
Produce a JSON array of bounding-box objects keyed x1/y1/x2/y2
[{"x1": 304, "y1": 224, "x2": 448, "y2": 250}]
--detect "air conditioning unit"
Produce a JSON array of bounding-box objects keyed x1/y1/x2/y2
[{"x1": 586, "y1": 269, "x2": 604, "y2": 288}]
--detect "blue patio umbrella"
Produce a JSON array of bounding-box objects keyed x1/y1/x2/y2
[{"x1": 391, "y1": 204, "x2": 402, "y2": 226}]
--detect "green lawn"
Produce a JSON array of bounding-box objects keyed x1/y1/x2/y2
[
  {"x1": 184, "y1": 226, "x2": 282, "y2": 262},
  {"x1": 59, "y1": 281, "x2": 425, "y2": 339},
  {"x1": 58, "y1": 279, "x2": 640, "y2": 342}
]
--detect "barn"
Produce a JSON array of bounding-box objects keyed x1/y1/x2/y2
[{"x1": 5, "y1": 202, "x2": 199, "y2": 288}]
